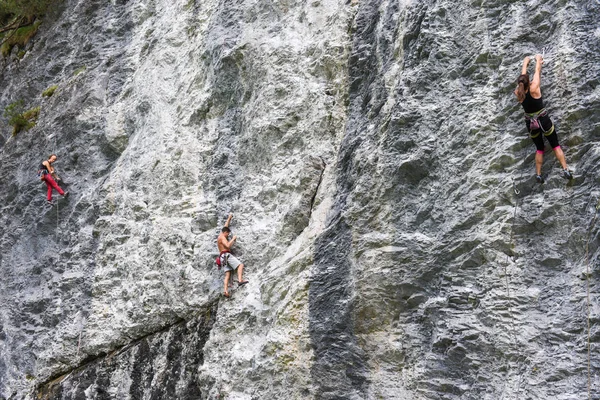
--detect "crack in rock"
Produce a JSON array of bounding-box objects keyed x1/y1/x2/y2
[{"x1": 35, "y1": 300, "x2": 219, "y2": 400}]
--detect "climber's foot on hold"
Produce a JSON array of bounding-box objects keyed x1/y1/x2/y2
[
  {"x1": 238, "y1": 280, "x2": 249, "y2": 286},
  {"x1": 223, "y1": 291, "x2": 230, "y2": 298},
  {"x1": 536, "y1": 174, "x2": 545, "y2": 184},
  {"x1": 562, "y1": 169, "x2": 574, "y2": 180}
]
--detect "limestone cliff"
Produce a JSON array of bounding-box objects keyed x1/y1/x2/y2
[{"x1": 0, "y1": 0, "x2": 598, "y2": 399}]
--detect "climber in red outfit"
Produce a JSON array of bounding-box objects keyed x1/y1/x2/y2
[{"x1": 39, "y1": 154, "x2": 68, "y2": 204}]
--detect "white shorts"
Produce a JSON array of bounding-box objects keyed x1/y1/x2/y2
[{"x1": 222, "y1": 253, "x2": 242, "y2": 272}]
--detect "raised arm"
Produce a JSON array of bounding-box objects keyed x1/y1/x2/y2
[
  {"x1": 224, "y1": 213, "x2": 233, "y2": 227},
  {"x1": 530, "y1": 54, "x2": 543, "y2": 92},
  {"x1": 521, "y1": 56, "x2": 531, "y2": 75}
]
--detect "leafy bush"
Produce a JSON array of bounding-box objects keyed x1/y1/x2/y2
[
  {"x1": 0, "y1": 0, "x2": 60, "y2": 57},
  {"x1": 0, "y1": 20, "x2": 41, "y2": 57},
  {"x1": 3, "y1": 100, "x2": 40, "y2": 136}
]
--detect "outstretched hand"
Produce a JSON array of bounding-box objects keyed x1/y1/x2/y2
[{"x1": 535, "y1": 54, "x2": 544, "y2": 64}]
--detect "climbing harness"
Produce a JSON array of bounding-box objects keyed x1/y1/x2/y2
[
  {"x1": 525, "y1": 109, "x2": 547, "y2": 131},
  {"x1": 525, "y1": 109, "x2": 554, "y2": 138},
  {"x1": 215, "y1": 251, "x2": 230, "y2": 270},
  {"x1": 37, "y1": 162, "x2": 48, "y2": 180}
]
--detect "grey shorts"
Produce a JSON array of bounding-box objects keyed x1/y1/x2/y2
[{"x1": 222, "y1": 253, "x2": 242, "y2": 272}]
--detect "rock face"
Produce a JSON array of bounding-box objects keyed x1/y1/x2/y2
[
  {"x1": 37, "y1": 301, "x2": 218, "y2": 400},
  {"x1": 0, "y1": 0, "x2": 598, "y2": 399}
]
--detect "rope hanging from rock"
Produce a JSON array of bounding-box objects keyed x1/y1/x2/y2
[
  {"x1": 584, "y1": 198, "x2": 599, "y2": 400},
  {"x1": 503, "y1": 175, "x2": 525, "y2": 396}
]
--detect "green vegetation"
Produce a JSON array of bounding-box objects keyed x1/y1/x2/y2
[
  {"x1": 23, "y1": 106, "x2": 40, "y2": 120},
  {"x1": 0, "y1": 0, "x2": 61, "y2": 58},
  {"x1": 185, "y1": 0, "x2": 196, "y2": 11},
  {"x1": 0, "y1": 0, "x2": 59, "y2": 23},
  {"x1": 42, "y1": 85, "x2": 57, "y2": 97},
  {"x1": 73, "y1": 65, "x2": 86, "y2": 76},
  {"x1": 3, "y1": 100, "x2": 40, "y2": 136},
  {"x1": 0, "y1": 20, "x2": 41, "y2": 57}
]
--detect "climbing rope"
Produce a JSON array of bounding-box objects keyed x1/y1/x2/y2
[
  {"x1": 56, "y1": 200, "x2": 59, "y2": 243},
  {"x1": 76, "y1": 313, "x2": 86, "y2": 358},
  {"x1": 502, "y1": 175, "x2": 525, "y2": 399},
  {"x1": 76, "y1": 329, "x2": 82, "y2": 357},
  {"x1": 585, "y1": 198, "x2": 599, "y2": 399}
]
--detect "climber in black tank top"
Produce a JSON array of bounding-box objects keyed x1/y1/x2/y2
[
  {"x1": 514, "y1": 54, "x2": 573, "y2": 183},
  {"x1": 522, "y1": 91, "x2": 544, "y2": 114}
]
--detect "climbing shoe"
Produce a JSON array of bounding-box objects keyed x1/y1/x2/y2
[
  {"x1": 46, "y1": 199, "x2": 54, "y2": 206},
  {"x1": 562, "y1": 169, "x2": 574, "y2": 180},
  {"x1": 536, "y1": 174, "x2": 545, "y2": 184},
  {"x1": 63, "y1": 191, "x2": 69, "y2": 198}
]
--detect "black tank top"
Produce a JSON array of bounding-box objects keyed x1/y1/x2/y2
[
  {"x1": 521, "y1": 91, "x2": 544, "y2": 114},
  {"x1": 39, "y1": 162, "x2": 49, "y2": 173}
]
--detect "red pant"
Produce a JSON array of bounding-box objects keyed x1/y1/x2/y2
[{"x1": 43, "y1": 174, "x2": 64, "y2": 201}]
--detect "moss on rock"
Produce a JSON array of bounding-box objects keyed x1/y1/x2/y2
[
  {"x1": 42, "y1": 85, "x2": 58, "y2": 97},
  {"x1": 0, "y1": 20, "x2": 41, "y2": 57}
]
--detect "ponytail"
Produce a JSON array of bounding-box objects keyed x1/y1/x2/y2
[
  {"x1": 515, "y1": 74, "x2": 529, "y2": 103},
  {"x1": 516, "y1": 83, "x2": 526, "y2": 103}
]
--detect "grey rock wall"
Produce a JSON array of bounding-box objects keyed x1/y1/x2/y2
[
  {"x1": 0, "y1": 0, "x2": 599, "y2": 399},
  {"x1": 37, "y1": 301, "x2": 217, "y2": 400}
]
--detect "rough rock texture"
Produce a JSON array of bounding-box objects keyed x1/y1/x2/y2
[
  {"x1": 37, "y1": 301, "x2": 218, "y2": 400},
  {"x1": 0, "y1": 0, "x2": 599, "y2": 399}
]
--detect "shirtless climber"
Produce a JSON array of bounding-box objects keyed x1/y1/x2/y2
[
  {"x1": 217, "y1": 213, "x2": 248, "y2": 297},
  {"x1": 39, "y1": 154, "x2": 69, "y2": 205}
]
